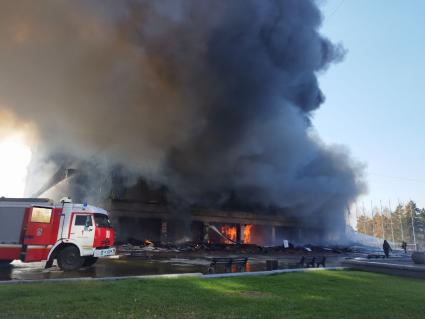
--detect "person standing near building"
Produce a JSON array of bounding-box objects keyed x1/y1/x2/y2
[
  {"x1": 401, "y1": 241, "x2": 407, "y2": 254},
  {"x1": 383, "y1": 240, "x2": 392, "y2": 258}
]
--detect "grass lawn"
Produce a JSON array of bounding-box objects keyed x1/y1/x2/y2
[{"x1": 0, "y1": 270, "x2": 424, "y2": 319}]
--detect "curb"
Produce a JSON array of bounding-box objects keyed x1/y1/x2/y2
[
  {"x1": 0, "y1": 272, "x2": 204, "y2": 285},
  {"x1": 0, "y1": 267, "x2": 347, "y2": 285},
  {"x1": 342, "y1": 260, "x2": 425, "y2": 279},
  {"x1": 203, "y1": 267, "x2": 347, "y2": 278}
]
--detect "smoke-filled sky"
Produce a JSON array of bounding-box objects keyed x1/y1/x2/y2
[{"x1": 0, "y1": 0, "x2": 366, "y2": 228}]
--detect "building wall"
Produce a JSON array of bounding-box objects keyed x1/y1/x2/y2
[{"x1": 38, "y1": 170, "x2": 330, "y2": 245}]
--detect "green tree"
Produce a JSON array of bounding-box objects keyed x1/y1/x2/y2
[{"x1": 356, "y1": 200, "x2": 425, "y2": 250}]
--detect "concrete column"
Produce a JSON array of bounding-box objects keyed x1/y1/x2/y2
[
  {"x1": 203, "y1": 222, "x2": 210, "y2": 243},
  {"x1": 237, "y1": 224, "x2": 242, "y2": 243},
  {"x1": 160, "y1": 220, "x2": 168, "y2": 243},
  {"x1": 271, "y1": 226, "x2": 276, "y2": 245}
]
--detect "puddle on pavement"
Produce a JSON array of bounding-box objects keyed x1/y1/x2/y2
[{"x1": 0, "y1": 256, "x2": 345, "y2": 281}]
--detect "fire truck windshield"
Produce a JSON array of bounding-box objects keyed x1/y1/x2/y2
[{"x1": 94, "y1": 213, "x2": 111, "y2": 228}]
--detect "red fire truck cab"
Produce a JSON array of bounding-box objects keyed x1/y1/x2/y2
[{"x1": 0, "y1": 198, "x2": 116, "y2": 271}]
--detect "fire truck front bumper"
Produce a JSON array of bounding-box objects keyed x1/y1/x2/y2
[{"x1": 93, "y1": 247, "x2": 116, "y2": 257}]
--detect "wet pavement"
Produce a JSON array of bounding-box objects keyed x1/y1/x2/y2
[
  {"x1": 0, "y1": 255, "x2": 347, "y2": 281},
  {"x1": 343, "y1": 254, "x2": 425, "y2": 278}
]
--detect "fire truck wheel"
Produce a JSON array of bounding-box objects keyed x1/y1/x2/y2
[
  {"x1": 83, "y1": 257, "x2": 98, "y2": 267},
  {"x1": 57, "y1": 246, "x2": 84, "y2": 271}
]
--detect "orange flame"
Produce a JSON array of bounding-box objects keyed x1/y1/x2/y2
[
  {"x1": 243, "y1": 224, "x2": 253, "y2": 244},
  {"x1": 220, "y1": 225, "x2": 237, "y2": 244}
]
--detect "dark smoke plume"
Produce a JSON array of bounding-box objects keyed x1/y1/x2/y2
[{"x1": 0, "y1": 0, "x2": 366, "y2": 233}]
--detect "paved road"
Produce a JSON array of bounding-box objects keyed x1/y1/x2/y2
[
  {"x1": 0, "y1": 255, "x2": 346, "y2": 281},
  {"x1": 0, "y1": 258, "x2": 206, "y2": 281},
  {"x1": 343, "y1": 255, "x2": 425, "y2": 278}
]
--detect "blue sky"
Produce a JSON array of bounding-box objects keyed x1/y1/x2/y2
[{"x1": 316, "y1": 0, "x2": 425, "y2": 214}]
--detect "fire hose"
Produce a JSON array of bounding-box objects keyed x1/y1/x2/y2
[{"x1": 208, "y1": 225, "x2": 239, "y2": 244}]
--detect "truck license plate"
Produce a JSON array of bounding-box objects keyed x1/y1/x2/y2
[{"x1": 94, "y1": 248, "x2": 116, "y2": 257}]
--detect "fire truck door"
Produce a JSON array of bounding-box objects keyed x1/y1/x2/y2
[
  {"x1": 23, "y1": 207, "x2": 56, "y2": 246},
  {"x1": 69, "y1": 214, "x2": 95, "y2": 252},
  {"x1": 23, "y1": 206, "x2": 60, "y2": 262}
]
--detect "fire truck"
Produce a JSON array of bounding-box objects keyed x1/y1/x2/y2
[{"x1": 0, "y1": 197, "x2": 115, "y2": 271}]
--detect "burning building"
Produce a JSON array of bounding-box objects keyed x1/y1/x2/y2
[
  {"x1": 33, "y1": 163, "x2": 354, "y2": 246},
  {"x1": 2, "y1": 0, "x2": 365, "y2": 245}
]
